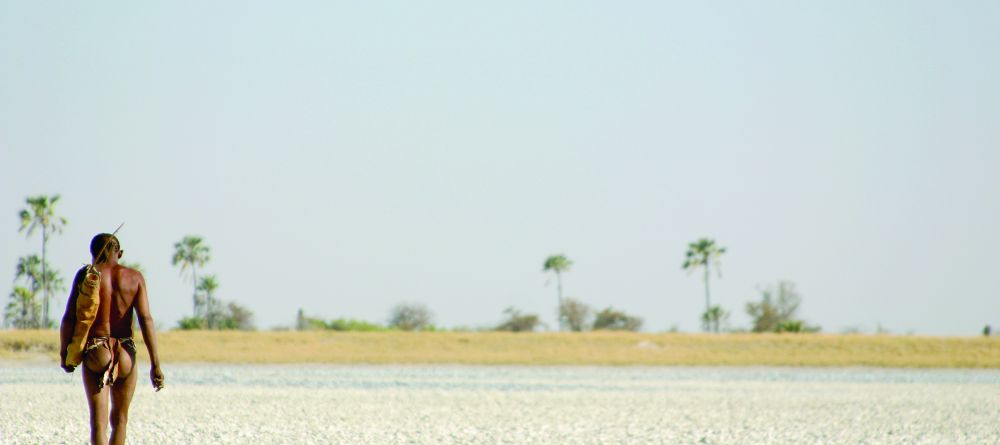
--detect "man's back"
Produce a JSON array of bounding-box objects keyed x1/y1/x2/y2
[{"x1": 89, "y1": 263, "x2": 143, "y2": 339}]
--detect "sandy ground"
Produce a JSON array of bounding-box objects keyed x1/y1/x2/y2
[{"x1": 1, "y1": 365, "x2": 998, "y2": 444}]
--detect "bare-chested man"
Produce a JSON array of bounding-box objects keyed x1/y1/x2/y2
[{"x1": 59, "y1": 233, "x2": 165, "y2": 445}]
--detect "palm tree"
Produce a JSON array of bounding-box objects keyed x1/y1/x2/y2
[
  {"x1": 682, "y1": 238, "x2": 726, "y2": 332},
  {"x1": 18, "y1": 194, "x2": 67, "y2": 327},
  {"x1": 14, "y1": 255, "x2": 65, "y2": 327},
  {"x1": 5, "y1": 287, "x2": 39, "y2": 329},
  {"x1": 15, "y1": 255, "x2": 42, "y2": 288},
  {"x1": 701, "y1": 305, "x2": 729, "y2": 333},
  {"x1": 543, "y1": 254, "x2": 573, "y2": 331},
  {"x1": 197, "y1": 275, "x2": 220, "y2": 328},
  {"x1": 172, "y1": 236, "x2": 211, "y2": 317}
]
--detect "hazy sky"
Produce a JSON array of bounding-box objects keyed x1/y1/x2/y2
[{"x1": 2, "y1": 1, "x2": 998, "y2": 334}]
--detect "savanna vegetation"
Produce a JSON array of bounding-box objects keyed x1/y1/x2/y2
[
  {"x1": 2, "y1": 329, "x2": 998, "y2": 368},
  {"x1": 3, "y1": 195, "x2": 256, "y2": 332},
  {"x1": 5, "y1": 195, "x2": 992, "y2": 341},
  {"x1": 5, "y1": 195, "x2": 67, "y2": 329},
  {"x1": 172, "y1": 235, "x2": 255, "y2": 330}
]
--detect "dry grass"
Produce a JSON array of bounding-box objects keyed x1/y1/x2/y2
[{"x1": 2, "y1": 330, "x2": 998, "y2": 368}]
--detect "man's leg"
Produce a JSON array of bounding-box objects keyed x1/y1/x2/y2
[
  {"x1": 109, "y1": 347, "x2": 137, "y2": 445},
  {"x1": 82, "y1": 366, "x2": 110, "y2": 445}
]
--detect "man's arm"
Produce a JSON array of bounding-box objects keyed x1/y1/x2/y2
[
  {"x1": 58, "y1": 268, "x2": 85, "y2": 372},
  {"x1": 133, "y1": 272, "x2": 164, "y2": 390}
]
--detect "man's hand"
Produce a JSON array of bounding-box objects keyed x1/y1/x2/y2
[
  {"x1": 60, "y1": 354, "x2": 75, "y2": 373},
  {"x1": 150, "y1": 365, "x2": 165, "y2": 391}
]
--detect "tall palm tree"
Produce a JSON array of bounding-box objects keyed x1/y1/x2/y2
[
  {"x1": 197, "y1": 275, "x2": 220, "y2": 328},
  {"x1": 682, "y1": 238, "x2": 726, "y2": 332},
  {"x1": 172, "y1": 236, "x2": 211, "y2": 317},
  {"x1": 543, "y1": 254, "x2": 572, "y2": 331},
  {"x1": 18, "y1": 194, "x2": 67, "y2": 327}
]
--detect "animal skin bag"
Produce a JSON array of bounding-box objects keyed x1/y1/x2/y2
[{"x1": 65, "y1": 265, "x2": 101, "y2": 367}]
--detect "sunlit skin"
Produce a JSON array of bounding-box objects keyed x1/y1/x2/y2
[{"x1": 59, "y1": 236, "x2": 164, "y2": 445}]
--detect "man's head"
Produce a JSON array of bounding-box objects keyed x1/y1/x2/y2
[{"x1": 90, "y1": 233, "x2": 121, "y2": 264}]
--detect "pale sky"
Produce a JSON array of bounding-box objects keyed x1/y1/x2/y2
[{"x1": 2, "y1": 1, "x2": 998, "y2": 334}]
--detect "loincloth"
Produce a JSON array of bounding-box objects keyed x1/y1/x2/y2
[{"x1": 83, "y1": 336, "x2": 136, "y2": 389}]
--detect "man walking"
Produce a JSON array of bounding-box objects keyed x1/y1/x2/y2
[{"x1": 60, "y1": 233, "x2": 165, "y2": 445}]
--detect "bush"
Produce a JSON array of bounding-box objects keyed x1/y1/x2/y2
[
  {"x1": 176, "y1": 316, "x2": 205, "y2": 330},
  {"x1": 217, "y1": 302, "x2": 255, "y2": 331},
  {"x1": 559, "y1": 298, "x2": 592, "y2": 332},
  {"x1": 495, "y1": 307, "x2": 542, "y2": 332},
  {"x1": 701, "y1": 305, "x2": 729, "y2": 333},
  {"x1": 327, "y1": 318, "x2": 388, "y2": 332},
  {"x1": 746, "y1": 281, "x2": 819, "y2": 333},
  {"x1": 592, "y1": 307, "x2": 643, "y2": 331},
  {"x1": 177, "y1": 302, "x2": 255, "y2": 331},
  {"x1": 388, "y1": 303, "x2": 434, "y2": 331}
]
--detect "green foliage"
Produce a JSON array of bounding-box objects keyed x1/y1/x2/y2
[
  {"x1": 4, "y1": 287, "x2": 41, "y2": 329},
  {"x1": 543, "y1": 254, "x2": 573, "y2": 331},
  {"x1": 296, "y1": 309, "x2": 328, "y2": 331},
  {"x1": 593, "y1": 307, "x2": 643, "y2": 331},
  {"x1": 495, "y1": 307, "x2": 541, "y2": 332},
  {"x1": 682, "y1": 238, "x2": 726, "y2": 332},
  {"x1": 216, "y1": 302, "x2": 255, "y2": 331},
  {"x1": 294, "y1": 310, "x2": 389, "y2": 331},
  {"x1": 559, "y1": 298, "x2": 592, "y2": 332},
  {"x1": 388, "y1": 303, "x2": 434, "y2": 331},
  {"x1": 682, "y1": 238, "x2": 726, "y2": 272},
  {"x1": 18, "y1": 195, "x2": 67, "y2": 238},
  {"x1": 543, "y1": 255, "x2": 572, "y2": 274},
  {"x1": 172, "y1": 235, "x2": 211, "y2": 317},
  {"x1": 176, "y1": 316, "x2": 205, "y2": 330},
  {"x1": 176, "y1": 274, "x2": 254, "y2": 331},
  {"x1": 302, "y1": 317, "x2": 328, "y2": 330},
  {"x1": 6, "y1": 255, "x2": 63, "y2": 330},
  {"x1": 745, "y1": 281, "x2": 820, "y2": 333},
  {"x1": 197, "y1": 275, "x2": 223, "y2": 328},
  {"x1": 776, "y1": 320, "x2": 803, "y2": 333},
  {"x1": 171, "y1": 236, "x2": 211, "y2": 274},
  {"x1": 17, "y1": 194, "x2": 67, "y2": 327},
  {"x1": 177, "y1": 302, "x2": 255, "y2": 331},
  {"x1": 701, "y1": 305, "x2": 729, "y2": 333},
  {"x1": 326, "y1": 318, "x2": 388, "y2": 332},
  {"x1": 15, "y1": 255, "x2": 64, "y2": 297}
]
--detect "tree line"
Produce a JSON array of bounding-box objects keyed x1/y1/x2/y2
[
  {"x1": 0, "y1": 196, "x2": 817, "y2": 334},
  {"x1": 295, "y1": 240, "x2": 819, "y2": 334},
  {"x1": 12, "y1": 195, "x2": 985, "y2": 335},
  {"x1": 4, "y1": 194, "x2": 254, "y2": 331}
]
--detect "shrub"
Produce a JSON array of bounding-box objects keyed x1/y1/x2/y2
[
  {"x1": 177, "y1": 302, "x2": 255, "y2": 331},
  {"x1": 495, "y1": 307, "x2": 542, "y2": 332},
  {"x1": 559, "y1": 298, "x2": 592, "y2": 332},
  {"x1": 327, "y1": 318, "x2": 387, "y2": 332},
  {"x1": 176, "y1": 316, "x2": 205, "y2": 330},
  {"x1": 701, "y1": 305, "x2": 729, "y2": 333},
  {"x1": 388, "y1": 303, "x2": 434, "y2": 331},
  {"x1": 592, "y1": 307, "x2": 642, "y2": 331},
  {"x1": 217, "y1": 302, "x2": 255, "y2": 331},
  {"x1": 746, "y1": 281, "x2": 819, "y2": 333}
]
